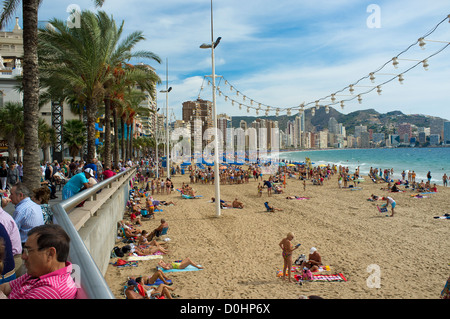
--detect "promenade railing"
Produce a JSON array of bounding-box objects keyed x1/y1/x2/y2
[{"x1": 51, "y1": 167, "x2": 136, "y2": 299}]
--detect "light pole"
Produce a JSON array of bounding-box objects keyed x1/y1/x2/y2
[
  {"x1": 200, "y1": 0, "x2": 222, "y2": 217},
  {"x1": 155, "y1": 106, "x2": 160, "y2": 179},
  {"x1": 160, "y1": 58, "x2": 172, "y2": 179}
]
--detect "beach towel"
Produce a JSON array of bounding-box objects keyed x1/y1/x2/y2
[
  {"x1": 157, "y1": 265, "x2": 203, "y2": 273},
  {"x1": 433, "y1": 213, "x2": 450, "y2": 220},
  {"x1": 311, "y1": 273, "x2": 347, "y2": 282},
  {"x1": 295, "y1": 273, "x2": 347, "y2": 282},
  {"x1": 295, "y1": 197, "x2": 310, "y2": 200},
  {"x1": 146, "y1": 278, "x2": 173, "y2": 287},
  {"x1": 127, "y1": 255, "x2": 164, "y2": 261},
  {"x1": 111, "y1": 259, "x2": 139, "y2": 268},
  {"x1": 181, "y1": 194, "x2": 203, "y2": 199}
]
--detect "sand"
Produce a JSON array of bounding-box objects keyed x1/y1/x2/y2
[{"x1": 104, "y1": 169, "x2": 449, "y2": 299}]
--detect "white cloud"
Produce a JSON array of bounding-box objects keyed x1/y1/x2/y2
[{"x1": 29, "y1": 0, "x2": 450, "y2": 121}]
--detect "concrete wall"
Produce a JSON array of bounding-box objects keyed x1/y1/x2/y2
[{"x1": 74, "y1": 172, "x2": 133, "y2": 275}]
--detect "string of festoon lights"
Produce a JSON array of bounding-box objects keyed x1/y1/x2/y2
[{"x1": 198, "y1": 14, "x2": 450, "y2": 117}]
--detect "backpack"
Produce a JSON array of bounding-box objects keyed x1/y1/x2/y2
[{"x1": 302, "y1": 268, "x2": 313, "y2": 281}]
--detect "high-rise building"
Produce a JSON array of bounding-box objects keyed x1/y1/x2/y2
[
  {"x1": 328, "y1": 117, "x2": 339, "y2": 134},
  {"x1": 182, "y1": 99, "x2": 213, "y2": 146},
  {"x1": 217, "y1": 113, "x2": 232, "y2": 146},
  {"x1": 397, "y1": 123, "x2": 412, "y2": 142},
  {"x1": 354, "y1": 125, "x2": 367, "y2": 138},
  {"x1": 444, "y1": 121, "x2": 450, "y2": 144}
]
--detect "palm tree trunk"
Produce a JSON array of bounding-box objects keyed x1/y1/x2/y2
[
  {"x1": 103, "y1": 98, "x2": 112, "y2": 168},
  {"x1": 86, "y1": 99, "x2": 98, "y2": 163},
  {"x1": 22, "y1": 0, "x2": 41, "y2": 191},
  {"x1": 120, "y1": 117, "x2": 125, "y2": 162},
  {"x1": 113, "y1": 107, "x2": 120, "y2": 169}
]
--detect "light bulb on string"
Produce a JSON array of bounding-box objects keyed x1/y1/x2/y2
[
  {"x1": 331, "y1": 94, "x2": 336, "y2": 103},
  {"x1": 398, "y1": 74, "x2": 404, "y2": 84},
  {"x1": 256, "y1": 109, "x2": 259, "y2": 115},
  {"x1": 243, "y1": 95, "x2": 246, "y2": 101},
  {"x1": 392, "y1": 57, "x2": 399, "y2": 68},
  {"x1": 377, "y1": 86, "x2": 382, "y2": 95},
  {"x1": 311, "y1": 108, "x2": 315, "y2": 116},
  {"x1": 357, "y1": 95, "x2": 362, "y2": 104},
  {"x1": 265, "y1": 110, "x2": 269, "y2": 116},
  {"x1": 287, "y1": 109, "x2": 291, "y2": 116},
  {"x1": 369, "y1": 73, "x2": 376, "y2": 83},
  {"x1": 239, "y1": 103, "x2": 242, "y2": 110},
  {"x1": 224, "y1": 96, "x2": 228, "y2": 101},
  {"x1": 422, "y1": 59, "x2": 429, "y2": 70},
  {"x1": 325, "y1": 106, "x2": 330, "y2": 114},
  {"x1": 418, "y1": 37, "x2": 426, "y2": 49},
  {"x1": 247, "y1": 107, "x2": 250, "y2": 113},
  {"x1": 349, "y1": 85, "x2": 355, "y2": 94}
]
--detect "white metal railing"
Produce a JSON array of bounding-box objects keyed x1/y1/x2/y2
[{"x1": 51, "y1": 166, "x2": 136, "y2": 299}]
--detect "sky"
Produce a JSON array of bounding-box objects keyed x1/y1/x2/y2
[{"x1": 5, "y1": 0, "x2": 450, "y2": 121}]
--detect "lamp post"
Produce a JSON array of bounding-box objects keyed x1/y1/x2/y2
[
  {"x1": 200, "y1": 0, "x2": 222, "y2": 217},
  {"x1": 160, "y1": 58, "x2": 172, "y2": 179},
  {"x1": 155, "y1": 106, "x2": 161, "y2": 179}
]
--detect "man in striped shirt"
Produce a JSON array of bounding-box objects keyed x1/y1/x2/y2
[
  {"x1": 10, "y1": 183, "x2": 44, "y2": 244},
  {"x1": 0, "y1": 224, "x2": 77, "y2": 299}
]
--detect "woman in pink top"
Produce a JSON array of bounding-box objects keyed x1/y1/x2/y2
[{"x1": 0, "y1": 224, "x2": 77, "y2": 299}]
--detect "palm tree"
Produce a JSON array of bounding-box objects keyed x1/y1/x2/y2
[
  {"x1": 104, "y1": 60, "x2": 161, "y2": 168},
  {"x1": 38, "y1": 118, "x2": 56, "y2": 163},
  {"x1": 38, "y1": 10, "x2": 161, "y2": 167},
  {"x1": 63, "y1": 119, "x2": 86, "y2": 160},
  {"x1": 0, "y1": 0, "x2": 105, "y2": 190},
  {"x1": 0, "y1": 102, "x2": 24, "y2": 163}
]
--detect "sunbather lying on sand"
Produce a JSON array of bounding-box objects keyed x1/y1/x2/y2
[
  {"x1": 158, "y1": 258, "x2": 203, "y2": 270},
  {"x1": 129, "y1": 269, "x2": 172, "y2": 286}
]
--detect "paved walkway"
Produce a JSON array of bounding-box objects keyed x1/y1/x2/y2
[{"x1": 3, "y1": 187, "x2": 63, "y2": 216}]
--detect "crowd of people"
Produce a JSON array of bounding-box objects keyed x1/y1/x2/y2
[{"x1": 1, "y1": 153, "x2": 448, "y2": 299}]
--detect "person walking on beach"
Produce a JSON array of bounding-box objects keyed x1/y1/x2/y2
[
  {"x1": 442, "y1": 173, "x2": 447, "y2": 187},
  {"x1": 279, "y1": 232, "x2": 300, "y2": 283},
  {"x1": 385, "y1": 196, "x2": 396, "y2": 217},
  {"x1": 427, "y1": 171, "x2": 432, "y2": 183}
]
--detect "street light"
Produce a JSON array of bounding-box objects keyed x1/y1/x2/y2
[
  {"x1": 200, "y1": 0, "x2": 221, "y2": 217},
  {"x1": 160, "y1": 58, "x2": 172, "y2": 179}
]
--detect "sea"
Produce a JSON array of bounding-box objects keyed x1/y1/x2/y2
[{"x1": 278, "y1": 147, "x2": 450, "y2": 185}]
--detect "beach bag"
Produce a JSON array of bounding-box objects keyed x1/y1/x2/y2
[
  {"x1": 302, "y1": 268, "x2": 313, "y2": 281},
  {"x1": 113, "y1": 246, "x2": 124, "y2": 257},
  {"x1": 294, "y1": 254, "x2": 307, "y2": 265}
]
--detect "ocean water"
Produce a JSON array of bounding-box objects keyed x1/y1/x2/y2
[{"x1": 279, "y1": 147, "x2": 450, "y2": 185}]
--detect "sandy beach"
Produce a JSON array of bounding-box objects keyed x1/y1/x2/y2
[{"x1": 104, "y1": 168, "x2": 449, "y2": 299}]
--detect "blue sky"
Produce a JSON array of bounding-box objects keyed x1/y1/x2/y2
[{"x1": 6, "y1": 0, "x2": 450, "y2": 121}]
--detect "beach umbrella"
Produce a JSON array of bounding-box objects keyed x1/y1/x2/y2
[
  {"x1": 318, "y1": 164, "x2": 327, "y2": 167},
  {"x1": 287, "y1": 164, "x2": 296, "y2": 167}
]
